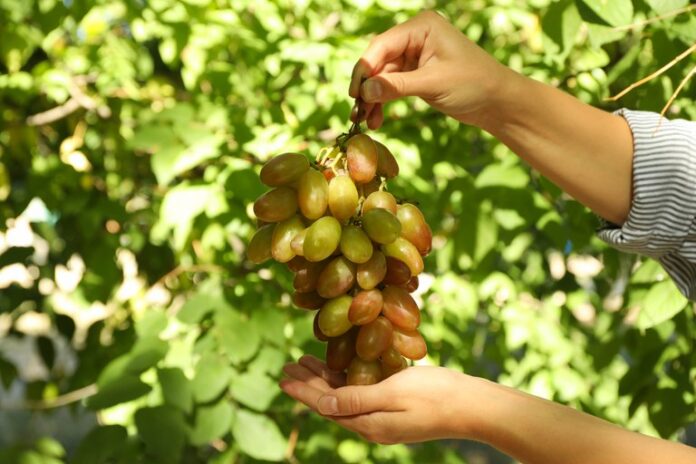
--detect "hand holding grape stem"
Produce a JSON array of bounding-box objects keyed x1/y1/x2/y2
[{"x1": 280, "y1": 10, "x2": 696, "y2": 464}]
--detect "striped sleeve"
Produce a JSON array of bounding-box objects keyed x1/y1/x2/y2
[{"x1": 597, "y1": 109, "x2": 696, "y2": 300}]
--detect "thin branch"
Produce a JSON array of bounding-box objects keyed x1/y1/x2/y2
[
  {"x1": 653, "y1": 62, "x2": 696, "y2": 134},
  {"x1": 26, "y1": 98, "x2": 82, "y2": 126},
  {"x1": 614, "y1": 4, "x2": 696, "y2": 31},
  {"x1": 1, "y1": 384, "x2": 97, "y2": 411},
  {"x1": 606, "y1": 42, "x2": 696, "y2": 102}
]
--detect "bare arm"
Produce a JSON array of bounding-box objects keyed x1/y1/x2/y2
[
  {"x1": 281, "y1": 358, "x2": 696, "y2": 464},
  {"x1": 350, "y1": 11, "x2": 634, "y2": 224}
]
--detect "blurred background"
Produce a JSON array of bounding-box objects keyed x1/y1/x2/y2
[{"x1": 0, "y1": 0, "x2": 695, "y2": 462}]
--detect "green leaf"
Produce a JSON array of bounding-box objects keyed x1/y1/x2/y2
[
  {"x1": 134, "y1": 406, "x2": 188, "y2": 463},
  {"x1": 646, "y1": 0, "x2": 688, "y2": 15},
  {"x1": 86, "y1": 375, "x2": 152, "y2": 410},
  {"x1": 33, "y1": 438, "x2": 65, "y2": 458},
  {"x1": 230, "y1": 370, "x2": 280, "y2": 411},
  {"x1": 542, "y1": 0, "x2": 582, "y2": 60},
  {"x1": 158, "y1": 367, "x2": 193, "y2": 413},
  {"x1": 637, "y1": 280, "x2": 689, "y2": 330},
  {"x1": 151, "y1": 130, "x2": 223, "y2": 186},
  {"x1": 189, "y1": 400, "x2": 234, "y2": 445},
  {"x1": 191, "y1": 354, "x2": 233, "y2": 403},
  {"x1": 232, "y1": 409, "x2": 287, "y2": 462},
  {"x1": 474, "y1": 164, "x2": 529, "y2": 189},
  {"x1": 72, "y1": 425, "x2": 128, "y2": 464},
  {"x1": 215, "y1": 308, "x2": 261, "y2": 365},
  {"x1": 577, "y1": 0, "x2": 633, "y2": 26}
]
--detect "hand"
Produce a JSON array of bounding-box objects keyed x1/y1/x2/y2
[
  {"x1": 349, "y1": 11, "x2": 517, "y2": 129},
  {"x1": 279, "y1": 355, "x2": 485, "y2": 444}
]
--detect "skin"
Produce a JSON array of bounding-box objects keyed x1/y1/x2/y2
[{"x1": 280, "y1": 10, "x2": 696, "y2": 464}]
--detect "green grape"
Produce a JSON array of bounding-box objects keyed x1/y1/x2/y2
[
  {"x1": 346, "y1": 134, "x2": 378, "y2": 183},
  {"x1": 297, "y1": 168, "x2": 329, "y2": 220},
  {"x1": 247, "y1": 224, "x2": 274, "y2": 264},
  {"x1": 339, "y1": 225, "x2": 373, "y2": 264},
  {"x1": 362, "y1": 208, "x2": 401, "y2": 244},
  {"x1": 382, "y1": 286, "x2": 420, "y2": 331},
  {"x1": 290, "y1": 228, "x2": 307, "y2": 256},
  {"x1": 348, "y1": 289, "x2": 383, "y2": 325},
  {"x1": 383, "y1": 257, "x2": 411, "y2": 285},
  {"x1": 356, "y1": 250, "x2": 387, "y2": 290},
  {"x1": 397, "y1": 203, "x2": 433, "y2": 256},
  {"x1": 382, "y1": 237, "x2": 424, "y2": 275},
  {"x1": 271, "y1": 216, "x2": 304, "y2": 263},
  {"x1": 260, "y1": 153, "x2": 309, "y2": 187},
  {"x1": 356, "y1": 317, "x2": 393, "y2": 362},
  {"x1": 253, "y1": 187, "x2": 298, "y2": 223},
  {"x1": 304, "y1": 216, "x2": 341, "y2": 262},
  {"x1": 328, "y1": 175, "x2": 359, "y2": 223},
  {"x1": 346, "y1": 358, "x2": 382, "y2": 386},
  {"x1": 326, "y1": 329, "x2": 357, "y2": 371},
  {"x1": 375, "y1": 140, "x2": 399, "y2": 178},
  {"x1": 392, "y1": 327, "x2": 427, "y2": 360},
  {"x1": 316, "y1": 256, "x2": 356, "y2": 299},
  {"x1": 362, "y1": 191, "x2": 397, "y2": 214},
  {"x1": 318, "y1": 295, "x2": 353, "y2": 337}
]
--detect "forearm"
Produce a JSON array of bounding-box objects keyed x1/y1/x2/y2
[
  {"x1": 465, "y1": 378, "x2": 696, "y2": 464},
  {"x1": 477, "y1": 71, "x2": 634, "y2": 225}
]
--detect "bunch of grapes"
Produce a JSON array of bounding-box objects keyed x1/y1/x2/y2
[{"x1": 247, "y1": 130, "x2": 432, "y2": 385}]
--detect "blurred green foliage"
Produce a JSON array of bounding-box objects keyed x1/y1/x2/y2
[{"x1": 0, "y1": 0, "x2": 695, "y2": 462}]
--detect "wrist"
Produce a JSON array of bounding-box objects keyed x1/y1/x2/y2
[
  {"x1": 444, "y1": 374, "x2": 503, "y2": 442},
  {"x1": 468, "y1": 69, "x2": 534, "y2": 133}
]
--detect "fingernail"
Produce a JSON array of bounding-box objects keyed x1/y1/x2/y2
[
  {"x1": 363, "y1": 80, "x2": 382, "y2": 101},
  {"x1": 318, "y1": 395, "x2": 338, "y2": 415}
]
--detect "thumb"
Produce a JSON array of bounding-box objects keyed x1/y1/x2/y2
[
  {"x1": 360, "y1": 68, "x2": 435, "y2": 103},
  {"x1": 317, "y1": 385, "x2": 386, "y2": 416}
]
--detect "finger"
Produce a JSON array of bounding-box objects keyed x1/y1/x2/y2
[
  {"x1": 282, "y1": 363, "x2": 332, "y2": 393},
  {"x1": 279, "y1": 378, "x2": 325, "y2": 411},
  {"x1": 361, "y1": 67, "x2": 436, "y2": 104},
  {"x1": 367, "y1": 104, "x2": 383, "y2": 130},
  {"x1": 316, "y1": 384, "x2": 392, "y2": 417},
  {"x1": 299, "y1": 355, "x2": 346, "y2": 388}
]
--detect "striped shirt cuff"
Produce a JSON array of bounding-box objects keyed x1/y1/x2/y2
[{"x1": 597, "y1": 109, "x2": 696, "y2": 300}]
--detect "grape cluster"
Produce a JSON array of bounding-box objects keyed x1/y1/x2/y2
[{"x1": 248, "y1": 133, "x2": 432, "y2": 385}]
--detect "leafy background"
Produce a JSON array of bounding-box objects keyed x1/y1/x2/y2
[{"x1": 0, "y1": 0, "x2": 695, "y2": 462}]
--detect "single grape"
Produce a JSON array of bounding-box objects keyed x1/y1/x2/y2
[
  {"x1": 313, "y1": 312, "x2": 329, "y2": 342},
  {"x1": 400, "y1": 275, "x2": 419, "y2": 293},
  {"x1": 318, "y1": 295, "x2": 353, "y2": 337},
  {"x1": 293, "y1": 260, "x2": 325, "y2": 293},
  {"x1": 253, "y1": 187, "x2": 298, "y2": 223},
  {"x1": 392, "y1": 327, "x2": 427, "y2": 360},
  {"x1": 316, "y1": 256, "x2": 356, "y2": 299},
  {"x1": 304, "y1": 216, "x2": 341, "y2": 262},
  {"x1": 247, "y1": 224, "x2": 274, "y2": 264},
  {"x1": 297, "y1": 168, "x2": 329, "y2": 220},
  {"x1": 356, "y1": 250, "x2": 387, "y2": 290},
  {"x1": 287, "y1": 256, "x2": 308, "y2": 272},
  {"x1": 362, "y1": 208, "x2": 401, "y2": 244},
  {"x1": 346, "y1": 358, "x2": 382, "y2": 386},
  {"x1": 346, "y1": 134, "x2": 378, "y2": 183},
  {"x1": 260, "y1": 153, "x2": 309, "y2": 187},
  {"x1": 326, "y1": 329, "x2": 357, "y2": 371},
  {"x1": 383, "y1": 257, "x2": 411, "y2": 285},
  {"x1": 382, "y1": 237, "x2": 424, "y2": 275},
  {"x1": 362, "y1": 177, "x2": 381, "y2": 197},
  {"x1": 396, "y1": 203, "x2": 433, "y2": 256},
  {"x1": 356, "y1": 316, "x2": 394, "y2": 361},
  {"x1": 380, "y1": 346, "x2": 404, "y2": 368},
  {"x1": 339, "y1": 225, "x2": 373, "y2": 264},
  {"x1": 292, "y1": 291, "x2": 326, "y2": 310},
  {"x1": 328, "y1": 175, "x2": 359, "y2": 223},
  {"x1": 381, "y1": 356, "x2": 407, "y2": 378},
  {"x1": 271, "y1": 215, "x2": 304, "y2": 263},
  {"x1": 382, "y1": 286, "x2": 420, "y2": 331},
  {"x1": 290, "y1": 228, "x2": 307, "y2": 256},
  {"x1": 375, "y1": 140, "x2": 399, "y2": 178},
  {"x1": 348, "y1": 289, "x2": 383, "y2": 325},
  {"x1": 362, "y1": 191, "x2": 397, "y2": 215}
]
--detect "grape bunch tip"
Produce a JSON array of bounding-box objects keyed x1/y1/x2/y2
[{"x1": 248, "y1": 120, "x2": 433, "y2": 386}]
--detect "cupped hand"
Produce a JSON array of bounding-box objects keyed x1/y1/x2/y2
[
  {"x1": 350, "y1": 11, "x2": 516, "y2": 130},
  {"x1": 279, "y1": 355, "x2": 485, "y2": 444}
]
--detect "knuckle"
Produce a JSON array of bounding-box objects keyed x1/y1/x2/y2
[{"x1": 348, "y1": 393, "x2": 362, "y2": 414}]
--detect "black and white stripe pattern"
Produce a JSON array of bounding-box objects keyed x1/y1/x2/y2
[{"x1": 597, "y1": 109, "x2": 696, "y2": 301}]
